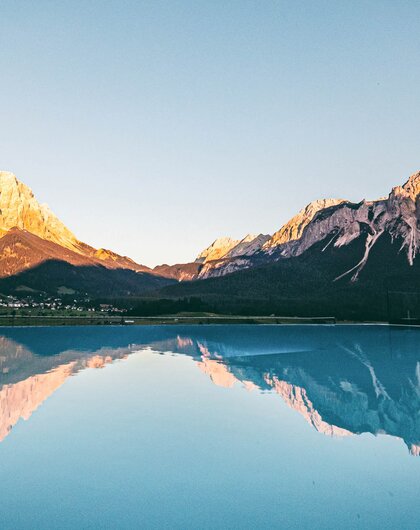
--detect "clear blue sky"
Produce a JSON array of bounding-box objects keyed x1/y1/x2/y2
[{"x1": 1, "y1": 1, "x2": 419, "y2": 266}]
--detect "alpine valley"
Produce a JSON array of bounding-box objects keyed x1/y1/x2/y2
[{"x1": 0, "y1": 170, "x2": 419, "y2": 321}]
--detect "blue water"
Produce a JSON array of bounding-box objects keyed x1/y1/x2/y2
[{"x1": 0, "y1": 325, "x2": 418, "y2": 529}]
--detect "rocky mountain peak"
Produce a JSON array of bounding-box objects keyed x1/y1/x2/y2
[
  {"x1": 224, "y1": 233, "x2": 271, "y2": 259},
  {"x1": 0, "y1": 170, "x2": 153, "y2": 278},
  {"x1": 196, "y1": 237, "x2": 240, "y2": 263},
  {"x1": 193, "y1": 171, "x2": 420, "y2": 282},
  {"x1": 263, "y1": 198, "x2": 345, "y2": 250},
  {"x1": 0, "y1": 170, "x2": 19, "y2": 186},
  {"x1": 0, "y1": 170, "x2": 79, "y2": 251},
  {"x1": 399, "y1": 170, "x2": 420, "y2": 201}
]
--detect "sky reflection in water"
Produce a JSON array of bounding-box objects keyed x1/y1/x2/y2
[{"x1": 0, "y1": 325, "x2": 418, "y2": 529}]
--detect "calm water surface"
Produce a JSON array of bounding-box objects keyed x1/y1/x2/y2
[{"x1": 0, "y1": 325, "x2": 419, "y2": 529}]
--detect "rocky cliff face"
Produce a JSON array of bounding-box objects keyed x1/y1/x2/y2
[
  {"x1": 0, "y1": 171, "x2": 80, "y2": 251},
  {"x1": 195, "y1": 233, "x2": 270, "y2": 279},
  {"x1": 153, "y1": 262, "x2": 201, "y2": 281},
  {"x1": 196, "y1": 234, "x2": 270, "y2": 264},
  {"x1": 196, "y1": 237, "x2": 241, "y2": 263},
  {"x1": 274, "y1": 172, "x2": 420, "y2": 281},
  {"x1": 93, "y1": 248, "x2": 150, "y2": 272},
  {"x1": 263, "y1": 198, "x2": 345, "y2": 250},
  {"x1": 0, "y1": 171, "x2": 153, "y2": 278},
  {"x1": 4, "y1": 168, "x2": 419, "y2": 289},
  {"x1": 195, "y1": 171, "x2": 420, "y2": 281}
]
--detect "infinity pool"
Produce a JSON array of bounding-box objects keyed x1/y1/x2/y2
[{"x1": 0, "y1": 325, "x2": 418, "y2": 529}]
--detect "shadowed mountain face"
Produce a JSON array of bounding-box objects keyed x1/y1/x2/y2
[
  {"x1": 149, "y1": 172, "x2": 420, "y2": 319},
  {"x1": 172, "y1": 171, "x2": 420, "y2": 281},
  {"x1": 0, "y1": 258, "x2": 173, "y2": 297},
  {"x1": 0, "y1": 172, "x2": 175, "y2": 296},
  {"x1": 141, "y1": 172, "x2": 420, "y2": 321},
  {"x1": 153, "y1": 231, "x2": 420, "y2": 321},
  {"x1": 0, "y1": 325, "x2": 418, "y2": 455},
  {"x1": 0, "y1": 172, "x2": 153, "y2": 274},
  {"x1": 1, "y1": 169, "x2": 419, "y2": 311}
]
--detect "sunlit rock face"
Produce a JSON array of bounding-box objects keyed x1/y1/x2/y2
[
  {"x1": 0, "y1": 171, "x2": 152, "y2": 276},
  {"x1": 196, "y1": 234, "x2": 271, "y2": 263},
  {"x1": 196, "y1": 237, "x2": 241, "y2": 263},
  {"x1": 273, "y1": 172, "x2": 420, "y2": 280},
  {"x1": 93, "y1": 248, "x2": 150, "y2": 273},
  {"x1": 153, "y1": 262, "x2": 202, "y2": 281},
  {"x1": 263, "y1": 199, "x2": 345, "y2": 250},
  {"x1": 153, "y1": 237, "x2": 267, "y2": 281},
  {"x1": 0, "y1": 171, "x2": 79, "y2": 251},
  {"x1": 197, "y1": 256, "x2": 254, "y2": 279},
  {"x1": 196, "y1": 234, "x2": 271, "y2": 279},
  {"x1": 197, "y1": 171, "x2": 420, "y2": 280},
  {"x1": 224, "y1": 234, "x2": 271, "y2": 259}
]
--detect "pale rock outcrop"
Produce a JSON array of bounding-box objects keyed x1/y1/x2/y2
[
  {"x1": 196, "y1": 237, "x2": 241, "y2": 263},
  {"x1": 277, "y1": 171, "x2": 420, "y2": 280},
  {"x1": 197, "y1": 257, "x2": 254, "y2": 279},
  {"x1": 94, "y1": 248, "x2": 150, "y2": 272},
  {"x1": 225, "y1": 233, "x2": 271, "y2": 258},
  {"x1": 263, "y1": 199, "x2": 345, "y2": 251},
  {"x1": 0, "y1": 171, "x2": 152, "y2": 276},
  {"x1": 0, "y1": 171, "x2": 80, "y2": 252},
  {"x1": 195, "y1": 234, "x2": 270, "y2": 278},
  {"x1": 197, "y1": 171, "x2": 420, "y2": 281},
  {"x1": 196, "y1": 234, "x2": 271, "y2": 265}
]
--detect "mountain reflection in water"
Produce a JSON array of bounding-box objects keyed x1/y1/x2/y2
[{"x1": 0, "y1": 325, "x2": 418, "y2": 455}]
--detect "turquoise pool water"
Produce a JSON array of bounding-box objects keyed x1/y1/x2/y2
[{"x1": 0, "y1": 325, "x2": 418, "y2": 529}]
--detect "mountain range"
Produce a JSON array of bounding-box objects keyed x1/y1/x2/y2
[
  {"x1": 157, "y1": 174, "x2": 420, "y2": 282},
  {"x1": 0, "y1": 169, "x2": 419, "y2": 320}
]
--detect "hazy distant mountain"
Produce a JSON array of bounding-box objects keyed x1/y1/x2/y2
[{"x1": 0, "y1": 171, "x2": 172, "y2": 296}]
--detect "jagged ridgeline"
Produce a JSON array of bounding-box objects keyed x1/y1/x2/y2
[
  {"x1": 0, "y1": 171, "x2": 174, "y2": 296},
  {"x1": 156, "y1": 173, "x2": 420, "y2": 281},
  {"x1": 0, "y1": 170, "x2": 419, "y2": 320},
  {"x1": 147, "y1": 172, "x2": 420, "y2": 321}
]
